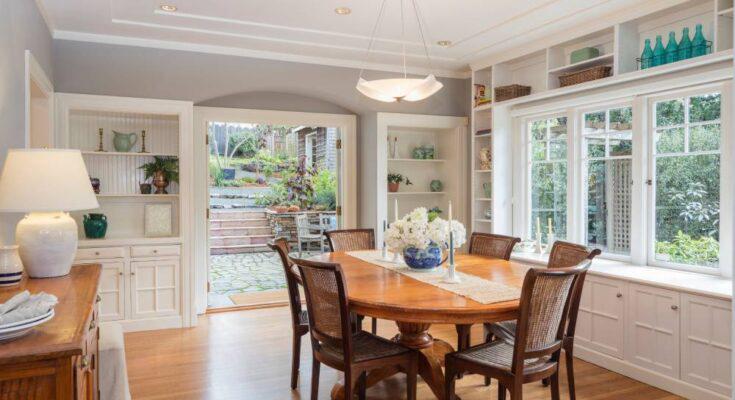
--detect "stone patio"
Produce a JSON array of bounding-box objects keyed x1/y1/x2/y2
[{"x1": 207, "y1": 249, "x2": 322, "y2": 308}]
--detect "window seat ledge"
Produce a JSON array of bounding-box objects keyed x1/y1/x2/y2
[{"x1": 510, "y1": 252, "x2": 732, "y2": 300}]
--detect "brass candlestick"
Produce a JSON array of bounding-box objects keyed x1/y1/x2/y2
[
  {"x1": 97, "y1": 128, "x2": 105, "y2": 152},
  {"x1": 140, "y1": 129, "x2": 148, "y2": 153}
]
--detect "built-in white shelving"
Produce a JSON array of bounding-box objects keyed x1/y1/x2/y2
[
  {"x1": 374, "y1": 113, "x2": 468, "y2": 246},
  {"x1": 470, "y1": 0, "x2": 733, "y2": 238},
  {"x1": 56, "y1": 93, "x2": 191, "y2": 241}
]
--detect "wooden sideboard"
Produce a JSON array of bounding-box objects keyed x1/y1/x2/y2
[{"x1": 0, "y1": 264, "x2": 101, "y2": 400}]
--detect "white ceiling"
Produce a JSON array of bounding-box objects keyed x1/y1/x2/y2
[{"x1": 37, "y1": 0, "x2": 669, "y2": 78}]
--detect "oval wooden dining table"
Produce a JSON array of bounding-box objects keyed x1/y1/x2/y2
[{"x1": 303, "y1": 251, "x2": 531, "y2": 400}]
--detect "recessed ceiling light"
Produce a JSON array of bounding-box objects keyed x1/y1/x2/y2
[
  {"x1": 160, "y1": 4, "x2": 177, "y2": 12},
  {"x1": 437, "y1": 40, "x2": 452, "y2": 47},
  {"x1": 334, "y1": 7, "x2": 351, "y2": 15}
]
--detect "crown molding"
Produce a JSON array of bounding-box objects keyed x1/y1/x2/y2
[{"x1": 53, "y1": 30, "x2": 471, "y2": 79}]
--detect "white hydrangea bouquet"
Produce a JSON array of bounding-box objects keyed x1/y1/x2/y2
[{"x1": 385, "y1": 207, "x2": 466, "y2": 269}]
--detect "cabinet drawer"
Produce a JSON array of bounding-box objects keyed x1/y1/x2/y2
[
  {"x1": 131, "y1": 245, "x2": 180, "y2": 258},
  {"x1": 76, "y1": 247, "x2": 126, "y2": 261}
]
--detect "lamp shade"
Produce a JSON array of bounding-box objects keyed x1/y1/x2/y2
[
  {"x1": 356, "y1": 75, "x2": 444, "y2": 102},
  {"x1": 0, "y1": 149, "x2": 99, "y2": 212}
]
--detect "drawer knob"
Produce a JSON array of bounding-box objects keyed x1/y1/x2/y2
[
  {"x1": 616, "y1": 293, "x2": 623, "y2": 298},
  {"x1": 671, "y1": 305, "x2": 679, "y2": 310},
  {"x1": 153, "y1": 250, "x2": 158, "y2": 253},
  {"x1": 131, "y1": 271, "x2": 136, "y2": 276},
  {"x1": 94, "y1": 251, "x2": 100, "y2": 256},
  {"x1": 119, "y1": 271, "x2": 124, "y2": 276}
]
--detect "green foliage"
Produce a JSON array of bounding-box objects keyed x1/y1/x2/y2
[
  {"x1": 286, "y1": 157, "x2": 315, "y2": 209},
  {"x1": 428, "y1": 207, "x2": 442, "y2": 222},
  {"x1": 254, "y1": 182, "x2": 288, "y2": 207},
  {"x1": 387, "y1": 173, "x2": 412, "y2": 185},
  {"x1": 656, "y1": 232, "x2": 719, "y2": 266},
  {"x1": 208, "y1": 159, "x2": 224, "y2": 186},
  {"x1": 139, "y1": 156, "x2": 179, "y2": 183},
  {"x1": 313, "y1": 169, "x2": 337, "y2": 210}
]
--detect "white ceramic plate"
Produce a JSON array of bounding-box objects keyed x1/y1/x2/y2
[
  {"x1": 0, "y1": 310, "x2": 55, "y2": 341},
  {"x1": 0, "y1": 309, "x2": 54, "y2": 330}
]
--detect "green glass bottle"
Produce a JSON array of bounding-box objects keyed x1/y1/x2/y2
[
  {"x1": 652, "y1": 35, "x2": 666, "y2": 67},
  {"x1": 678, "y1": 27, "x2": 692, "y2": 60},
  {"x1": 665, "y1": 31, "x2": 679, "y2": 64},
  {"x1": 641, "y1": 38, "x2": 654, "y2": 69},
  {"x1": 692, "y1": 23, "x2": 707, "y2": 57}
]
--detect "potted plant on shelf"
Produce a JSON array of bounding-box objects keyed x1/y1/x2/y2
[
  {"x1": 387, "y1": 173, "x2": 412, "y2": 193},
  {"x1": 139, "y1": 156, "x2": 179, "y2": 194},
  {"x1": 384, "y1": 207, "x2": 466, "y2": 270}
]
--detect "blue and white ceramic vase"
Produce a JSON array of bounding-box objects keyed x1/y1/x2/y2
[{"x1": 403, "y1": 244, "x2": 443, "y2": 270}]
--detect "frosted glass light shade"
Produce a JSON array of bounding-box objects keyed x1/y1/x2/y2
[
  {"x1": 0, "y1": 149, "x2": 99, "y2": 212},
  {"x1": 356, "y1": 74, "x2": 443, "y2": 102}
]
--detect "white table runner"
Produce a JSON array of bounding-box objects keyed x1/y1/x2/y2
[{"x1": 346, "y1": 250, "x2": 523, "y2": 305}]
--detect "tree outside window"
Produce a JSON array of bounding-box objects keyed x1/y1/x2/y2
[
  {"x1": 529, "y1": 116, "x2": 567, "y2": 243},
  {"x1": 653, "y1": 93, "x2": 721, "y2": 268}
]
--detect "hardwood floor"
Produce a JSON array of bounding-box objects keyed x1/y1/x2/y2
[{"x1": 124, "y1": 306, "x2": 682, "y2": 400}]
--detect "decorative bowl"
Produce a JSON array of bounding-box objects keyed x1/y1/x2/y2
[{"x1": 403, "y1": 245, "x2": 444, "y2": 270}]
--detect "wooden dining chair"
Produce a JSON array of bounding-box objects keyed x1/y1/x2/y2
[
  {"x1": 455, "y1": 233, "x2": 521, "y2": 352},
  {"x1": 446, "y1": 261, "x2": 591, "y2": 400},
  {"x1": 293, "y1": 257, "x2": 418, "y2": 400},
  {"x1": 268, "y1": 238, "x2": 309, "y2": 390},
  {"x1": 484, "y1": 240, "x2": 601, "y2": 397},
  {"x1": 324, "y1": 229, "x2": 379, "y2": 334}
]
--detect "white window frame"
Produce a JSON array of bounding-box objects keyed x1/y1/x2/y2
[
  {"x1": 645, "y1": 83, "x2": 732, "y2": 276},
  {"x1": 522, "y1": 112, "x2": 572, "y2": 243},
  {"x1": 576, "y1": 101, "x2": 635, "y2": 262}
]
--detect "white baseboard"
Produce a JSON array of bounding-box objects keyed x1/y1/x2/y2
[
  {"x1": 574, "y1": 344, "x2": 729, "y2": 400},
  {"x1": 116, "y1": 316, "x2": 183, "y2": 332}
]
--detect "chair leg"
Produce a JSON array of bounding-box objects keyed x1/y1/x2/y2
[
  {"x1": 371, "y1": 317, "x2": 378, "y2": 334},
  {"x1": 358, "y1": 371, "x2": 367, "y2": 400},
  {"x1": 310, "y1": 358, "x2": 320, "y2": 400},
  {"x1": 484, "y1": 328, "x2": 495, "y2": 386},
  {"x1": 344, "y1": 371, "x2": 355, "y2": 400},
  {"x1": 550, "y1": 370, "x2": 560, "y2": 400},
  {"x1": 355, "y1": 314, "x2": 365, "y2": 332},
  {"x1": 542, "y1": 378, "x2": 549, "y2": 386},
  {"x1": 444, "y1": 357, "x2": 456, "y2": 400},
  {"x1": 565, "y1": 346, "x2": 576, "y2": 400},
  {"x1": 511, "y1": 382, "x2": 523, "y2": 400},
  {"x1": 290, "y1": 333, "x2": 301, "y2": 390},
  {"x1": 498, "y1": 383, "x2": 507, "y2": 400}
]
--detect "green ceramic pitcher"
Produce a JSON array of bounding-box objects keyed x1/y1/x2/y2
[
  {"x1": 83, "y1": 213, "x2": 108, "y2": 239},
  {"x1": 112, "y1": 131, "x2": 138, "y2": 152}
]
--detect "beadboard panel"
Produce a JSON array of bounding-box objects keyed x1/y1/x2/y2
[
  {"x1": 69, "y1": 110, "x2": 179, "y2": 154},
  {"x1": 83, "y1": 153, "x2": 179, "y2": 195}
]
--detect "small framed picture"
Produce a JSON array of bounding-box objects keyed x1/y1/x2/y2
[{"x1": 144, "y1": 203, "x2": 172, "y2": 237}]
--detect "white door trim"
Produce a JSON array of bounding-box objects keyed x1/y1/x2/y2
[
  {"x1": 192, "y1": 106, "x2": 357, "y2": 314},
  {"x1": 24, "y1": 50, "x2": 54, "y2": 148}
]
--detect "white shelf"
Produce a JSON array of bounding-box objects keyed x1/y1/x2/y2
[
  {"x1": 473, "y1": 102, "x2": 494, "y2": 112},
  {"x1": 474, "y1": 169, "x2": 492, "y2": 173},
  {"x1": 718, "y1": 7, "x2": 733, "y2": 16},
  {"x1": 78, "y1": 236, "x2": 182, "y2": 247},
  {"x1": 474, "y1": 132, "x2": 493, "y2": 138},
  {"x1": 82, "y1": 151, "x2": 177, "y2": 157},
  {"x1": 547, "y1": 53, "x2": 614, "y2": 74},
  {"x1": 388, "y1": 158, "x2": 446, "y2": 163},
  {"x1": 475, "y1": 198, "x2": 492, "y2": 201},
  {"x1": 387, "y1": 192, "x2": 446, "y2": 195},
  {"x1": 96, "y1": 194, "x2": 179, "y2": 198},
  {"x1": 475, "y1": 219, "x2": 493, "y2": 223}
]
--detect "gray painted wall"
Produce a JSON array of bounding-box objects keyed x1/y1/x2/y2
[
  {"x1": 0, "y1": 0, "x2": 54, "y2": 243},
  {"x1": 52, "y1": 40, "x2": 470, "y2": 227}
]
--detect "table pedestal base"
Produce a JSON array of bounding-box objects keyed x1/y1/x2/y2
[{"x1": 330, "y1": 321, "x2": 455, "y2": 400}]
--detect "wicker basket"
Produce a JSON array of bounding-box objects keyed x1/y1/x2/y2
[
  {"x1": 558, "y1": 65, "x2": 611, "y2": 87},
  {"x1": 494, "y1": 84, "x2": 531, "y2": 102}
]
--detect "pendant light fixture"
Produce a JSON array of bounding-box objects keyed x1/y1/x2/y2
[{"x1": 356, "y1": 0, "x2": 443, "y2": 102}]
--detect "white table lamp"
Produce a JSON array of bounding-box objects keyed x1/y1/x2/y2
[{"x1": 0, "y1": 149, "x2": 99, "y2": 278}]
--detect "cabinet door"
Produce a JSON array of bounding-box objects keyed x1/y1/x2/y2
[
  {"x1": 130, "y1": 259, "x2": 180, "y2": 319},
  {"x1": 575, "y1": 275, "x2": 626, "y2": 358},
  {"x1": 625, "y1": 284, "x2": 680, "y2": 377},
  {"x1": 98, "y1": 261, "x2": 126, "y2": 322},
  {"x1": 680, "y1": 294, "x2": 732, "y2": 396}
]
